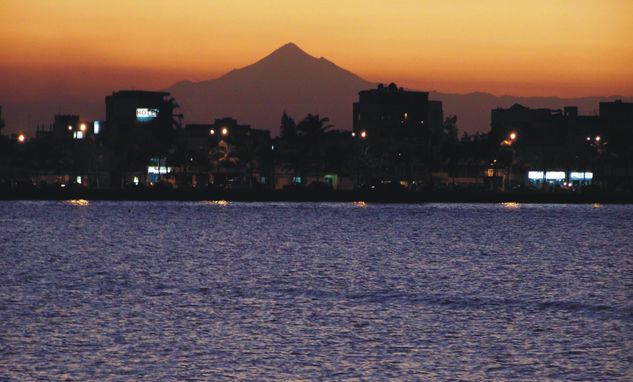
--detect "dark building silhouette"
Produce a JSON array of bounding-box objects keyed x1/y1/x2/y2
[
  {"x1": 491, "y1": 101, "x2": 633, "y2": 190},
  {"x1": 599, "y1": 100, "x2": 633, "y2": 150},
  {"x1": 353, "y1": 83, "x2": 443, "y2": 140},
  {"x1": 104, "y1": 90, "x2": 180, "y2": 187},
  {"x1": 352, "y1": 83, "x2": 444, "y2": 186}
]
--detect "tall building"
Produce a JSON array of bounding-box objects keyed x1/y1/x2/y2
[
  {"x1": 105, "y1": 90, "x2": 175, "y2": 133},
  {"x1": 104, "y1": 90, "x2": 180, "y2": 186},
  {"x1": 353, "y1": 83, "x2": 442, "y2": 141},
  {"x1": 352, "y1": 83, "x2": 444, "y2": 185}
]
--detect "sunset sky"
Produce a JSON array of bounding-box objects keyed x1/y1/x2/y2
[{"x1": 1, "y1": 0, "x2": 632, "y2": 103}]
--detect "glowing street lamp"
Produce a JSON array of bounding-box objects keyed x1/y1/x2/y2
[
  {"x1": 360, "y1": 131, "x2": 367, "y2": 139},
  {"x1": 18, "y1": 134, "x2": 26, "y2": 143},
  {"x1": 221, "y1": 127, "x2": 228, "y2": 136},
  {"x1": 595, "y1": 135, "x2": 601, "y2": 142},
  {"x1": 500, "y1": 132, "x2": 517, "y2": 147},
  {"x1": 79, "y1": 123, "x2": 87, "y2": 132},
  {"x1": 209, "y1": 129, "x2": 215, "y2": 135}
]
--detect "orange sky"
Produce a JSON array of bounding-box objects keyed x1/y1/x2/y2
[{"x1": 1, "y1": 0, "x2": 632, "y2": 102}]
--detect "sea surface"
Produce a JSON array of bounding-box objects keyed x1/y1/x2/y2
[{"x1": 1, "y1": 201, "x2": 632, "y2": 380}]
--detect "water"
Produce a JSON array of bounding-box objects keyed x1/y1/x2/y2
[{"x1": 1, "y1": 201, "x2": 632, "y2": 380}]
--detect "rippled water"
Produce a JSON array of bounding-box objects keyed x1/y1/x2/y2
[{"x1": 1, "y1": 201, "x2": 632, "y2": 380}]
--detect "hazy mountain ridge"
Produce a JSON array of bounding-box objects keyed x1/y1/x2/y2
[
  {"x1": 2, "y1": 42, "x2": 631, "y2": 136},
  {"x1": 167, "y1": 42, "x2": 632, "y2": 135}
]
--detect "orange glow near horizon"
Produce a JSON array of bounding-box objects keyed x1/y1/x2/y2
[{"x1": 1, "y1": 0, "x2": 632, "y2": 101}]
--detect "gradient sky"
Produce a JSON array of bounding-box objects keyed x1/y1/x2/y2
[{"x1": 1, "y1": 0, "x2": 632, "y2": 103}]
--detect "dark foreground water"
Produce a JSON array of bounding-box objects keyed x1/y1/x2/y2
[{"x1": 1, "y1": 201, "x2": 632, "y2": 380}]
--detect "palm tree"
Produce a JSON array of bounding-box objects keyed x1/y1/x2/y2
[{"x1": 296, "y1": 114, "x2": 333, "y2": 177}]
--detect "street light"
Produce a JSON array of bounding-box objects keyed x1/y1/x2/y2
[
  {"x1": 500, "y1": 132, "x2": 517, "y2": 147},
  {"x1": 18, "y1": 134, "x2": 25, "y2": 143},
  {"x1": 221, "y1": 127, "x2": 228, "y2": 136},
  {"x1": 209, "y1": 129, "x2": 215, "y2": 135},
  {"x1": 360, "y1": 131, "x2": 367, "y2": 139}
]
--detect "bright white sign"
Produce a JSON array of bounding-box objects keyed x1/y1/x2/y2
[{"x1": 136, "y1": 108, "x2": 159, "y2": 122}]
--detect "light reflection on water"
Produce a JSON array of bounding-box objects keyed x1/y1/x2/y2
[{"x1": 0, "y1": 201, "x2": 632, "y2": 380}]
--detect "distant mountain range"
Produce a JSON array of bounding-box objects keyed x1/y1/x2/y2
[
  {"x1": 167, "y1": 42, "x2": 633, "y2": 135},
  {"x1": 2, "y1": 42, "x2": 631, "y2": 137}
]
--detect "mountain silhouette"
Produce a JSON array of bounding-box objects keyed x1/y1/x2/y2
[
  {"x1": 167, "y1": 43, "x2": 632, "y2": 135},
  {"x1": 167, "y1": 43, "x2": 375, "y2": 135},
  {"x1": 2, "y1": 43, "x2": 631, "y2": 136}
]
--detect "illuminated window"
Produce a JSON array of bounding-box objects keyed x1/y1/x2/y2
[
  {"x1": 133, "y1": 176, "x2": 139, "y2": 185},
  {"x1": 93, "y1": 121, "x2": 100, "y2": 134},
  {"x1": 292, "y1": 176, "x2": 302, "y2": 184},
  {"x1": 73, "y1": 131, "x2": 84, "y2": 139},
  {"x1": 76, "y1": 176, "x2": 82, "y2": 184}
]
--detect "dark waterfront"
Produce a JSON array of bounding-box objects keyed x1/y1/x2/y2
[{"x1": 1, "y1": 201, "x2": 632, "y2": 380}]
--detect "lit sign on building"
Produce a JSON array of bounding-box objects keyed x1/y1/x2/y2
[
  {"x1": 136, "y1": 108, "x2": 159, "y2": 122},
  {"x1": 545, "y1": 171, "x2": 565, "y2": 180},
  {"x1": 528, "y1": 171, "x2": 544, "y2": 180},
  {"x1": 570, "y1": 172, "x2": 593, "y2": 181},
  {"x1": 147, "y1": 166, "x2": 172, "y2": 175}
]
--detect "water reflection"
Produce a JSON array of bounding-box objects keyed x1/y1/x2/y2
[
  {"x1": 66, "y1": 199, "x2": 89, "y2": 207},
  {"x1": 206, "y1": 200, "x2": 229, "y2": 206},
  {"x1": 0, "y1": 201, "x2": 631, "y2": 380}
]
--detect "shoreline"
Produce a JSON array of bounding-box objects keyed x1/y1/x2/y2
[{"x1": 1, "y1": 189, "x2": 632, "y2": 204}]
